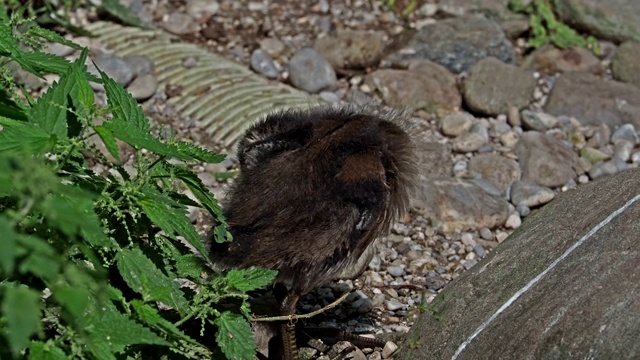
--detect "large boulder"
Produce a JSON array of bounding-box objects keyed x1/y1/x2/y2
[{"x1": 399, "y1": 167, "x2": 640, "y2": 359}]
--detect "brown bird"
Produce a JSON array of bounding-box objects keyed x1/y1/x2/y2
[{"x1": 215, "y1": 105, "x2": 417, "y2": 359}]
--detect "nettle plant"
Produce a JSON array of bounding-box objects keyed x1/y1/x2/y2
[{"x1": 0, "y1": 6, "x2": 276, "y2": 360}]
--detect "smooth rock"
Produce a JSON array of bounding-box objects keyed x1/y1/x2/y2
[
  {"x1": 401, "y1": 168, "x2": 640, "y2": 359},
  {"x1": 185, "y1": 0, "x2": 219, "y2": 19},
  {"x1": 452, "y1": 132, "x2": 486, "y2": 153},
  {"x1": 161, "y1": 12, "x2": 199, "y2": 35},
  {"x1": 123, "y1": 55, "x2": 155, "y2": 76},
  {"x1": 127, "y1": 74, "x2": 158, "y2": 101},
  {"x1": 314, "y1": 30, "x2": 385, "y2": 69},
  {"x1": 414, "y1": 178, "x2": 509, "y2": 232},
  {"x1": 524, "y1": 45, "x2": 602, "y2": 74},
  {"x1": 351, "y1": 298, "x2": 374, "y2": 314},
  {"x1": 392, "y1": 15, "x2": 515, "y2": 73},
  {"x1": 441, "y1": 112, "x2": 474, "y2": 137},
  {"x1": 611, "y1": 41, "x2": 640, "y2": 88},
  {"x1": 554, "y1": 0, "x2": 640, "y2": 42},
  {"x1": 259, "y1": 37, "x2": 286, "y2": 57},
  {"x1": 367, "y1": 60, "x2": 461, "y2": 112},
  {"x1": 510, "y1": 181, "x2": 555, "y2": 208},
  {"x1": 521, "y1": 110, "x2": 559, "y2": 131},
  {"x1": 288, "y1": 48, "x2": 337, "y2": 93},
  {"x1": 611, "y1": 123, "x2": 638, "y2": 146},
  {"x1": 545, "y1": 71, "x2": 640, "y2": 128},
  {"x1": 385, "y1": 298, "x2": 405, "y2": 311},
  {"x1": 250, "y1": 49, "x2": 279, "y2": 79},
  {"x1": 91, "y1": 54, "x2": 135, "y2": 87},
  {"x1": 382, "y1": 341, "x2": 398, "y2": 359},
  {"x1": 386, "y1": 265, "x2": 405, "y2": 277},
  {"x1": 468, "y1": 153, "x2": 521, "y2": 193},
  {"x1": 516, "y1": 131, "x2": 579, "y2": 187},
  {"x1": 463, "y1": 57, "x2": 536, "y2": 116},
  {"x1": 580, "y1": 146, "x2": 612, "y2": 164},
  {"x1": 613, "y1": 140, "x2": 633, "y2": 162},
  {"x1": 589, "y1": 161, "x2": 619, "y2": 179}
]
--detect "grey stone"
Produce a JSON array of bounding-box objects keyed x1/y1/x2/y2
[
  {"x1": 516, "y1": 131, "x2": 578, "y2": 187},
  {"x1": 523, "y1": 45, "x2": 602, "y2": 75},
  {"x1": 479, "y1": 227, "x2": 493, "y2": 240},
  {"x1": 161, "y1": 12, "x2": 199, "y2": 35},
  {"x1": 250, "y1": 49, "x2": 279, "y2": 79},
  {"x1": 386, "y1": 265, "x2": 405, "y2": 277},
  {"x1": 385, "y1": 298, "x2": 405, "y2": 311},
  {"x1": 91, "y1": 54, "x2": 135, "y2": 87},
  {"x1": 611, "y1": 123, "x2": 638, "y2": 146},
  {"x1": 510, "y1": 180, "x2": 555, "y2": 208},
  {"x1": 611, "y1": 41, "x2": 640, "y2": 88},
  {"x1": 554, "y1": 0, "x2": 640, "y2": 42},
  {"x1": 516, "y1": 203, "x2": 530, "y2": 217},
  {"x1": 520, "y1": 110, "x2": 559, "y2": 131},
  {"x1": 127, "y1": 74, "x2": 158, "y2": 101},
  {"x1": 414, "y1": 178, "x2": 509, "y2": 232},
  {"x1": 124, "y1": 55, "x2": 155, "y2": 76},
  {"x1": 351, "y1": 298, "x2": 374, "y2": 314},
  {"x1": 589, "y1": 160, "x2": 619, "y2": 179},
  {"x1": 401, "y1": 167, "x2": 640, "y2": 360},
  {"x1": 580, "y1": 146, "x2": 611, "y2": 164},
  {"x1": 468, "y1": 153, "x2": 521, "y2": 193},
  {"x1": 185, "y1": 0, "x2": 219, "y2": 19},
  {"x1": 382, "y1": 341, "x2": 398, "y2": 359},
  {"x1": 288, "y1": 48, "x2": 337, "y2": 93},
  {"x1": 614, "y1": 140, "x2": 633, "y2": 162},
  {"x1": 463, "y1": 57, "x2": 536, "y2": 116},
  {"x1": 367, "y1": 60, "x2": 461, "y2": 112},
  {"x1": 452, "y1": 132, "x2": 486, "y2": 153},
  {"x1": 392, "y1": 15, "x2": 515, "y2": 74},
  {"x1": 259, "y1": 37, "x2": 286, "y2": 57},
  {"x1": 545, "y1": 71, "x2": 640, "y2": 128},
  {"x1": 314, "y1": 30, "x2": 385, "y2": 69}
]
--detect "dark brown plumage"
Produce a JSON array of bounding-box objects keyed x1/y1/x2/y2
[{"x1": 214, "y1": 105, "x2": 417, "y2": 359}]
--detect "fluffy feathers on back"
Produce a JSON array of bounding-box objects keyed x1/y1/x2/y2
[{"x1": 214, "y1": 105, "x2": 418, "y2": 296}]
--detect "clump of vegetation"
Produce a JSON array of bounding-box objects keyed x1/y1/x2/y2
[
  {"x1": 509, "y1": 0, "x2": 600, "y2": 53},
  {"x1": 0, "y1": 3, "x2": 276, "y2": 359}
]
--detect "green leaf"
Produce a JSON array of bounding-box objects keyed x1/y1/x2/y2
[
  {"x1": 0, "y1": 216, "x2": 17, "y2": 274},
  {"x1": 131, "y1": 300, "x2": 196, "y2": 343},
  {"x1": 100, "y1": 69, "x2": 149, "y2": 132},
  {"x1": 213, "y1": 311, "x2": 255, "y2": 360},
  {"x1": 1, "y1": 283, "x2": 43, "y2": 356},
  {"x1": 175, "y1": 142, "x2": 226, "y2": 163},
  {"x1": 28, "y1": 27, "x2": 83, "y2": 51},
  {"x1": 101, "y1": 118, "x2": 185, "y2": 159},
  {"x1": 161, "y1": 163, "x2": 226, "y2": 221},
  {"x1": 0, "y1": 89, "x2": 29, "y2": 121},
  {"x1": 138, "y1": 189, "x2": 209, "y2": 257},
  {"x1": 51, "y1": 284, "x2": 89, "y2": 319},
  {"x1": 226, "y1": 267, "x2": 277, "y2": 292},
  {"x1": 0, "y1": 116, "x2": 56, "y2": 155},
  {"x1": 100, "y1": 0, "x2": 143, "y2": 27},
  {"x1": 28, "y1": 49, "x2": 93, "y2": 138},
  {"x1": 85, "y1": 302, "x2": 171, "y2": 354},
  {"x1": 94, "y1": 125, "x2": 121, "y2": 162},
  {"x1": 0, "y1": 23, "x2": 42, "y2": 77},
  {"x1": 175, "y1": 254, "x2": 207, "y2": 279},
  {"x1": 115, "y1": 247, "x2": 189, "y2": 315},
  {"x1": 29, "y1": 341, "x2": 68, "y2": 360}
]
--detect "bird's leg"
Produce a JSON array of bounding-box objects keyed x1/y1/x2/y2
[{"x1": 275, "y1": 286, "x2": 301, "y2": 360}]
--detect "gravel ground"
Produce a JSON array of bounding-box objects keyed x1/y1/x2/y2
[{"x1": 11, "y1": 0, "x2": 640, "y2": 358}]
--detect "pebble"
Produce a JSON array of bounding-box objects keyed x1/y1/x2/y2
[
  {"x1": 288, "y1": 48, "x2": 337, "y2": 93},
  {"x1": 386, "y1": 265, "x2": 405, "y2": 277},
  {"x1": 91, "y1": 54, "x2": 135, "y2": 87},
  {"x1": 613, "y1": 140, "x2": 633, "y2": 162},
  {"x1": 250, "y1": 49, "x2": 280, "y2": 79},
  {"x1": 507, "y1": 106, "x2": 521, "y2": 127},
  {"x1": 185, "y1": 0, "x2": 219, "y2": 18},
  {"x1": 127, "y1": 74, "x2": 158, "y2": 101},
  {"x1": 441, "y1": 112, "x2": 473, "y2": 137},
  {"x1": 505, "y1": 213, "x2": 522, "y2": 229},
  {"x1": 452, "y1": 132, "x2": 486, "y2": 153},
  {"x1": 479, "y1": 227, "x2": 493, "y2": 240},
  {"x1": 381, "y1": 341, "x2": 398, "y2": 359},
  {"x1": 385, "y1": 298, "x2": 404, "y2": 311},
  {"x1": 510, "y1": 181, "x2": 555, "y2": 207},
  {"x1": 161, "y1": 12, "x2": 199, "y2": 35},
  {"x1": 474, "y1": 244, "x2": 486, "y2": 257},
  {"x1": 124, "y1": 54, "x2": 155, "y2": 76},
  {"x1": 611, "y1": 123, "x2": 638, "y2": 145},
  {"x1": 351, "y1": 298, "x2": 374, "y2": 314},
  {"x1": 589, "y1": 160, "x2": 619, "y2": 179}
]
